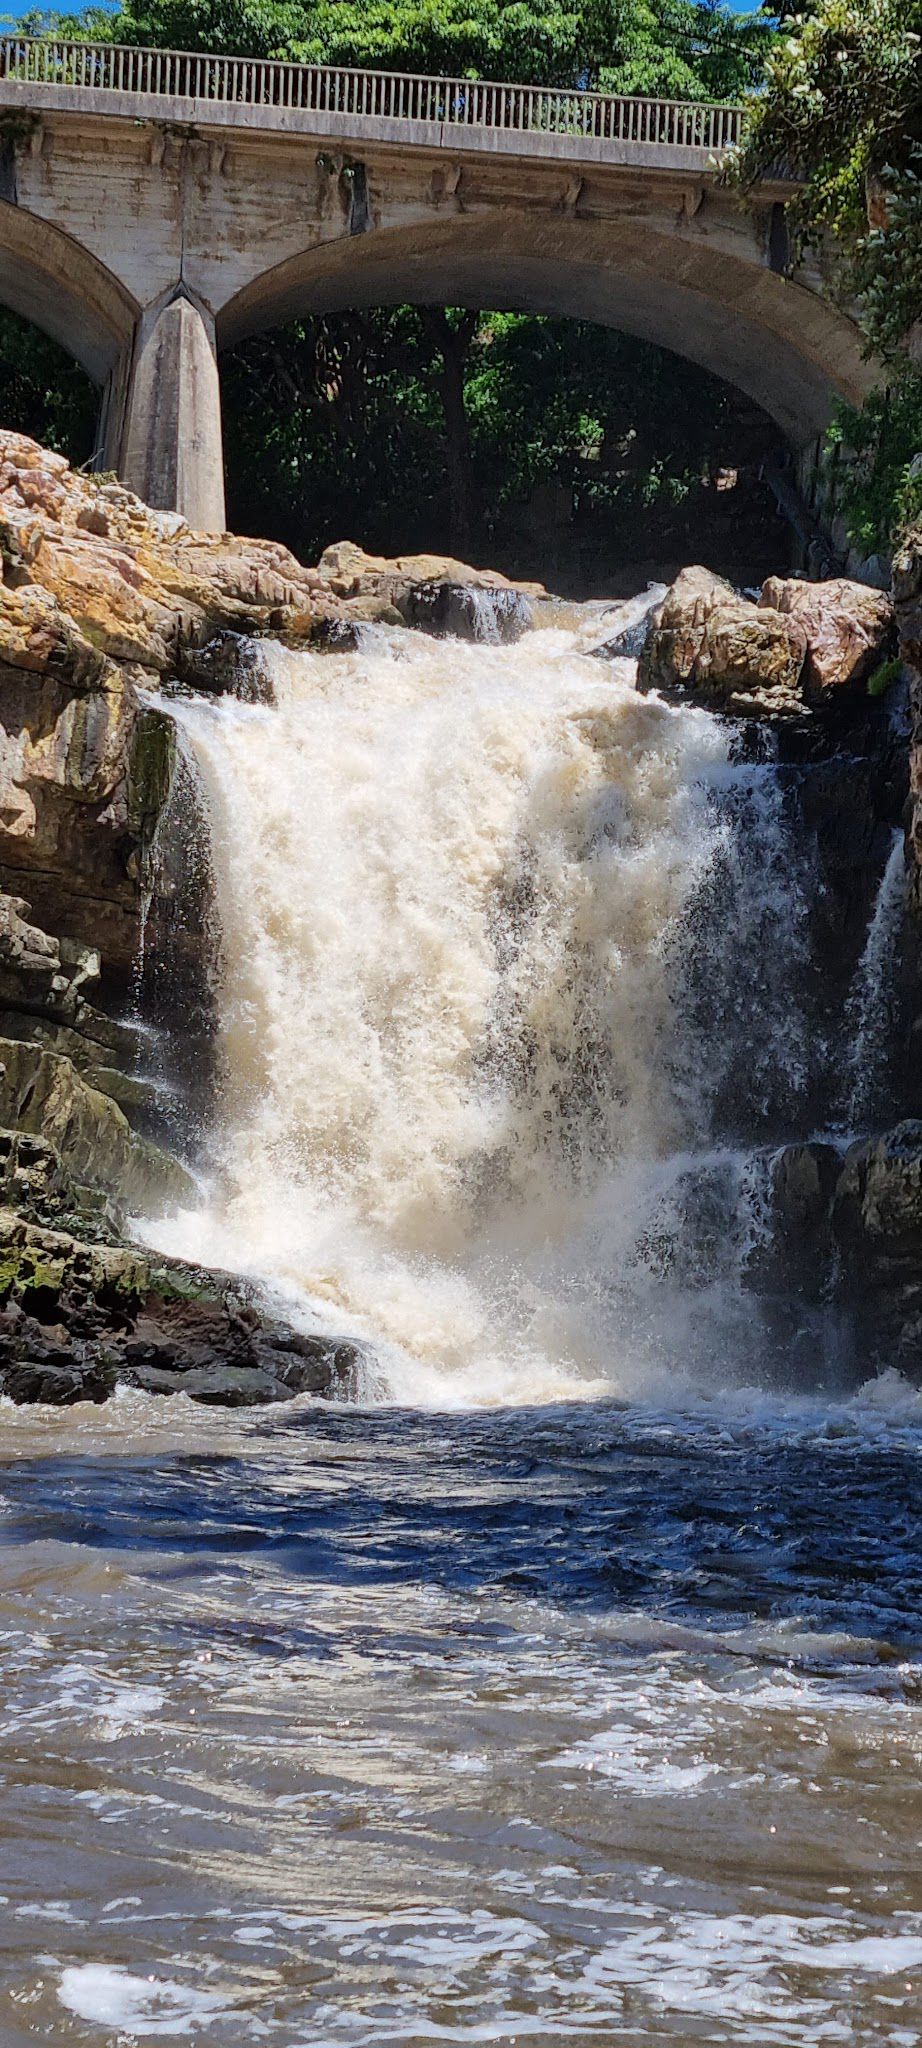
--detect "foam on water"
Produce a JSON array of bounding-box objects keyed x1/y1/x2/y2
[{"x1": 57, "y1": 1965, "x2": 227, "y2": 2035}]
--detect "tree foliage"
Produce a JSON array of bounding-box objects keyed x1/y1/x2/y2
[
  {"x1": 826, "y1": 381, "x2": 922, "y2": 555},
  {"x1": 222, "y1": 306, "x2": 784, "y2": 582},
  {"x1": 27, "y1": 0, "x2": 773, "y2": 99},
  {"x1": 733, "y1": 0, "x2": 922, "y2": 360},
  {"x1": 0, "y1": 310, "x2": 96, "y2": 463},
  {"x1": 731, "y1": 0, "x2": 922, "y2": 550}
]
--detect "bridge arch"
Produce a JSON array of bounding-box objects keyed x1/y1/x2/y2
[
  {"x1": 0, "y1": 200, "x2": 137, "y2": 384},
  {"x1": 218, "y1": 211, "x2": 873, "y2": 452}
]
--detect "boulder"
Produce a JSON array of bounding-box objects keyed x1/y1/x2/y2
[
  {"x1": 178, "y1": 630, "x2": 275, "y2": 703},
  {"x1": 316, "y1": 538, "x2": 543, "y2": 640},
  {"x1": 0, "y1": 1207, "x2": 363, "y2": 1408},
  {"x1": 317, "y1": 538, "x2": 544, "y2": 600},
  {"x1": 832, "y1": 1121, "x2": 922, "y2": 1274},
  {"x1": 760, "y1": 576, "x2": 894, "y2": 695},
  {"x1": 587, "y1": 588, "x2": 664, "y2": 662},
  {"x1": 637, "y1": 566, "x2": 808, "y2": 715},
  {"x1": 400, "y1": 581, "x2": 532, "y2": 642},
  {"x1": 746, "y1": 1140, "x2": 842, "y2": 1302}
]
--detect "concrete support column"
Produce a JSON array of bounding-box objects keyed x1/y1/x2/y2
[{"x1": 119, "y1": 290, "x2": 226, "y2": 533}]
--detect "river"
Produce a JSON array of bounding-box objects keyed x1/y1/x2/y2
[
  {"x1": 1, "y1": 599, "x2": 920, "y2": 2043},
  {"x1": 1, "y1": 1385, "x2": 921, "y2": 2043}
]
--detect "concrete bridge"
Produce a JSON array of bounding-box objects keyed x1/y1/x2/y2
[{"x1": 0, "y1": 37, "x2": 874, "y2": 533}]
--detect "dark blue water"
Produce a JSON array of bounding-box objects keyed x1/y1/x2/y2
[{"x1": 1, "y1": 1387, "x2": 921, "y2": 2044}]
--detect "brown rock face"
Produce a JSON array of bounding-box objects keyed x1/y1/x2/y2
[
  {"x1": 760, "y1": 576, "x2": 893, "y2": 694},
  {"x1": 637, "y1": 566, "x2": 808, "y2": 715},
  {"x1": 0, "y1": 1036, "x2": 193, "y2": 1212},
  {"x1": 316, "y1": 539, "x2": 545, "y2": 602},
  {"x1": 0, "y1": 432, "x2": 350, "y2": 971},
  {"x1": 639, "y1": 566, "x2": 895, "y2": 718}
]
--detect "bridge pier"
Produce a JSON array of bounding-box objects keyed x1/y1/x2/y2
[{"x1": 119, "y1": 291, "x2": 226, "y2": 533}]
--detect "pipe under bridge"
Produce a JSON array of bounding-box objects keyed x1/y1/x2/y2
[{"x1": 0, "y1": 38, "x2": 874, "y2": 533}]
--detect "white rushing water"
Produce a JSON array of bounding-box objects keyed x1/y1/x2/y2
[
  {"x1": 146, "y1": 605, "x2": 816, "y2": 1407},
  {"x1": 842, "y1": 827, "x2": 906, "y2": 1131}
]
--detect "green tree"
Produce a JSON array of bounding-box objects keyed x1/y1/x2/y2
[
  {"x1": 0, "y1": 309, "x2": 96, "y2": 463},
  {"x1": 731, "y1": 0, "x2": 922, "y2": 549},
  {"x1": 25, "y1": 0, "x2": 773, "y2": 99},
  {"x1": 733, "y1": 0, "x2": 922, "y2": 359},
  {"x1": 222, "y1": 304, "x2": 783, "y2": 581}
]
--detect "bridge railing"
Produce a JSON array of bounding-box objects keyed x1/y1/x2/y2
[{"x1": 0, "y1": 36, "x2": 744, "y2": 151}]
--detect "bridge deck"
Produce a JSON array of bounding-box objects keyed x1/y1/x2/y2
[{"x1": 0, "y1": 37, "x2": 743, "y2": 174}]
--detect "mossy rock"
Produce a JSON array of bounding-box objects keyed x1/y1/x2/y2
[{"x1": 127, "y1": 705, "x2": 176, "y2": 851}]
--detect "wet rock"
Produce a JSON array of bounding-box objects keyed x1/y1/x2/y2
[
  {"x1": 832, "y1": 1121, "x2": 922, "y2": 1273},
  {"x1": 0, "y1": 1038, "x2": 194, "y2": 1214},
  {"x1": 1, "y1": 1353, "x2": 114, "y2": 1406},
  {"x1": 400, "y1": 581, "x2": 531, "y2": 642},
  {"x1": 178, "y1": 631, "x2": 275, "y2": 704},
  {"x1": 893, "y1": 527, "x2": 922, "y2": 918},
  {"x1": 825, "y1": 1123, "x2": 922, "y2": 1374},
  {"x1": 312, "y1": 602, "x2": 405, "y2": 650},
  {"x1": 637, "y1": 566, "x2": 808, "y2": 715},
  {"x1": 588, "y1": 590, "x2": 663, "y2": 661},
  {"x1": 760, "y1": 576, "x2": 894, "y2": 696},
  {"x1": 125, "y1": 1362, "x2": 296, "y2": 1405},
  {"x1": 0, "y1": 1207, "x2": 363, "y2": 1408},
  {"x1": 748, "y1": 1140, "x2": 842, "y2": 1302}
]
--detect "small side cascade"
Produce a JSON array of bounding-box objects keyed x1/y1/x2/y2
[
  {"x1": 841, "y1": 829, "x2": 906, "y2": 1134},
  {"x1": 405, "y1": 582, "x2": 532, "y2": 643}
]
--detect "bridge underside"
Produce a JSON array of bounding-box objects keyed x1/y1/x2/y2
[{"x1": 220, "y1": 213, "x2": 858, "y2": 453}]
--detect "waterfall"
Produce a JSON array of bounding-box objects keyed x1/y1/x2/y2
[
  {"x1": 842, "y1": 830, "x2": 905, "y2": 1133},
  {"x1": 145, "y1": 609, "x2": 828, "y2": 1406}
]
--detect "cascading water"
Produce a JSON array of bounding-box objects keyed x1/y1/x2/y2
[
  {"x1": 144, "y1": 597, "x2": 833, "y2": 1406},
  {"x1": 841, "y1": 827, "x2": 906, "y2": 1131}
]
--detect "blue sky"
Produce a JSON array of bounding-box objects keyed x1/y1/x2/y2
[{"x1": 2, "y1": 0, "x2": 768, "y2": 17}]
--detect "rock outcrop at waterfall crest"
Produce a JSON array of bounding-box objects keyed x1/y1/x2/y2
[{"x1": 639, "y1": 565, "x2": 894, "y2": 716}]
